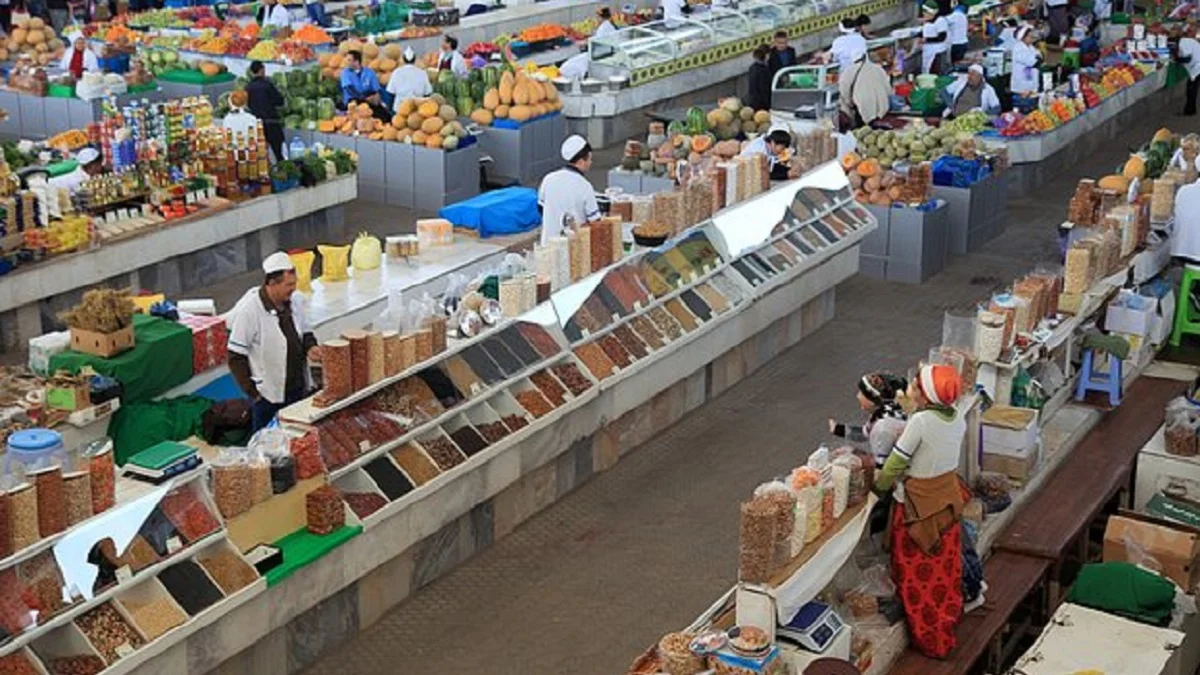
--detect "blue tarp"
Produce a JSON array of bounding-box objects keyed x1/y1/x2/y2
[
  {"x1": 932, "y1": 155, "x2": 991, "y2": 188},
  {"x1": 438, "y1": 187, "x2": 540, "y2": 238}
]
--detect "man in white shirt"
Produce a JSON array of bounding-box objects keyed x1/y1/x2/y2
[
  {"x1": 257, "y1": 0, "x2": 290, "y2": 31},
  {"x1": 1177, "y1": 27, "x2": 1200, "y2": 115},
  {"x1": 828, "y1": 17, "x2": 867, "y2": 72},
  {"x1": 538, "y1": 135, "x2": 601, "y2": 245},
  {"x1": 387, "y1": 47, "x2": 432, "y2": 109},
  {"x1": 946, "y1": 1, "x2": 969, "y2": 63},
  {"x1": 438, "y1": 35, "x2": 470, "y2": 78},
  {"x1": 49, "y1": 147, "x2": 103, "y2": 194},
  {"x1": 920, "y1": 7, "x2": 951, "y2": 74},
  {"x1": 228, "y1": 252, "x2": 321, "y2": 431},
  {"x1": 559, "y1": 44, "x2": 591, "y2": 80},
  {"x1": 661, "y1": 0, "x2": 687, "y2": 28}
]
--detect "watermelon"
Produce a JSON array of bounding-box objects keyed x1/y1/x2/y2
[
  {"x1": 667, "y1": 120, "x2": 687, "y2": 135},
  {"x1": 482, "y1": 66, "x2": 500, "y2": 88},
  {"x1": 304, "y1": 100, "x2": 318, "y2": 122},
  {"x1": 456, "y1": 96, "x2": 474, "y2": 117},
  {"x1": 272, "y1": 72, "x2": 288, "y2": 91},
  {"x1": 317, "y1": 98, "x2": 335, "y2": 121},
  {"x1": 284, "y1": 115, "x2": 302, "y2": 129},
  {"x1": 471, "y1": 80, "x2": 486, "y2": 101},
  {"x1": 306, "y1": 68, "x2": 320, "y2": 88},
  {"x1": 685, "y1": 106, "x2": 707, "y2": 134}
]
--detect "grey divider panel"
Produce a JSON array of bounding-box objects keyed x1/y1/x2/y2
[
  {"x1": 886, "y1": 201, "x2": 948, "y2": 284},
  {"x1": 478, "y1": 125, "x2": 523, "y2": 184},
  {"x1": 0, "y1": 90, "x2": 20, "y2": 136},
  {"x1": 444, "y1": 142, "x2": 480, "y2": 206},
  {"x1": 42, "y1": 97, "x2": 68, "y2": 136},
  {"x1": 858, "y1": 254, "x2": 887, "y2": 279},
  {"x1": 532, "y1": 115, "x2": 554, "y2": 177},
  {"x1": 641, "y1": 175, "x2": 675, "y2": 194},
  {"x1": 325, "y1": 133, "x2": 356, "y2": 152},
  {"x1": 19, "y1": 93, "x2": 44, "y2": 138},
  {"x1": 354, "y1": 137, "x2": 387, "y2": 186},
  {"x1": 67, "y1": 98, "x2": 94, "y2": 129},
  {"x1": 860, "y1": 203, "x2": 890, "y2": 257},
  {"x1": 385, "y1": 142, "x2": 415, "y2": 207},
  {"x1": 413, "y1": 145, "x2": 449, "y2": 212},
  {"x1": 933, "y1": 183, "x2": 971, "y2": 256},
  {"x1": 606, "y1": 169, "x2": 642, "y2": 195},
  {"x1": 309, "y1": 132, "x2": 330, "y2": 149}
]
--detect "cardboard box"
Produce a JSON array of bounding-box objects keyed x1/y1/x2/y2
[
  {"x1": 69, "y1": 325, "x2": 134, "y2": 358},
  {"x1": 982, "y1": 406, "x2": 1039, "y2": 457},
  {"x1": 179, "y1": 314, "x2": 228, "y2": 374},
  {"x1": 983, "y1": 446, "x2": 1040, "y2": 481},
  {"x1": 1104, "y1": 290, "x2": 1155, "y2": 337},
  {"x1": 1103, "y1": 512, "x2": 1200, "y2": 591}
]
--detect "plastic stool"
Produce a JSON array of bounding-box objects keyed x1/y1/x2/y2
[
  {"x1": 1171, "y1": 264, "x2": 1200, "y2": 347},
  {"x1": 1074, "y1": 348, "x2": 1122, "y2": 406}
]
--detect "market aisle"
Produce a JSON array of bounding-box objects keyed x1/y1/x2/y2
[{"x1": 231, "y1": 113, "x2": 1185, "y2": 674}]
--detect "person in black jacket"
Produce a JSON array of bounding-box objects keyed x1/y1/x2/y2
[
  {"x1": 245, "y1": 60, "x2": 286, "y2": 162},
  {"x1": 767, "y1": 30, "x2": 797, "y2": 76},
  {"x1": 747, "y1": 44, "x2": 772, "y2": 112}
]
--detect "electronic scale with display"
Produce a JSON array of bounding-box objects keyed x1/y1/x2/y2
[{"x1": 777, "y1": 601, "x2": 845, "y2": 653}]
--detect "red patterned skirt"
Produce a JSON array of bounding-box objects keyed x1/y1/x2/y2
[{"x1": 890, "y1": 504, "x2": 963, "y2": 658}]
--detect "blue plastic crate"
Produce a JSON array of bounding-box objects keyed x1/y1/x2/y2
[{"x1": 98, "y1": 53, "x2": 130, "y2": 74}]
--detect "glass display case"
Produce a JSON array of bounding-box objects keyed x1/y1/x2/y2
[
  {"x1": 736, "y1": 0, "x2": 790, "y2": 33},
  {"x1": 771, "y1": 0, "x2": 820, "y2": 22},
  {"x1": 589, "y1": 26, "x2": 682, "y2": 75},
  {"x1": 689, "y1": 6, "x2": 755, "y2": 42}
]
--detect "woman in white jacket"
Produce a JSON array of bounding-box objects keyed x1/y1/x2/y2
[
  {"x1": 1009, "y1": 25, "x2": 1042, "y2": 96},
  {"x1": 59, "y1": 33, "x2": 100, "y2": 80}
]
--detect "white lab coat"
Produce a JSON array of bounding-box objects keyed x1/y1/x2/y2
[
  {"x1": 997, "y1": 27, "x2": 1018, "y2": 50},
  {"x1": 559, "y1": 52, "x2": 590, "y2": 80},
  {"x1": 438, "y1": 50, "x2": 469, "y2": 78},
  {"x1": 1009, "y1": 40, "x2": 1041, "y2": 94},
  {"x1": 829, "y1": 33, "x2": 867, "y2": 73},
  {"x1": 1173, "y1": 182, "x2": 1200, "y2": 261},
  {"x1": 59, "y1": 47, "x2": 99, "y2": 75},
  {"x1": 1181, "y1": 37, "x2": 1200, "y2": 80},
  {"x1": 538, "y1": 167, "x2": 601, "y2": 245},
  {"x1": 661, "y1": 0, "x2": 685, "y2": 27},
  {"x1": 921, "y1": 16, "x2": 950, "y2": 73},
  {"x1": 595, "y1": 19, "x2": 617, "y2": 38},
  {"x1": 259, "y1": 4, "x2": 290, "y2": 29},
  {"x1": 944, "y1": 77, "x2": 1002, "y2": 115},
  {"x1": 49, "y1": 167, "x2": 89, "y2": 193},
  {"x1": 946, "y1": 11, "x2": 969, "y2": 48},
  {"x1": 228, "y1": 287, "x2": 313, "y2": 405},
  {"x1": 387, "y1": 64, "x2": 432, "y2": 107}
]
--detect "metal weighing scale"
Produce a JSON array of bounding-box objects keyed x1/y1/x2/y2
[{"x1": 778, "y1": 601, "x2": 845, "y2": 653}]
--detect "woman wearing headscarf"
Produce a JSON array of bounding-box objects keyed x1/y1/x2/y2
[
  {"x1": 874, "y1": 364, "x2": 969, "y2": 659},
  {"x1": 59, "y1": 33, "x2": 99, "y2": 80},
  {"x1": 828, "y1": 371, "x2": 908, "y2": 467},
  {"x1": 1009, "y1": 24, "x2": 1042, "y2": 96},
  {"x1": 919, "y1": 5, "x2": 951, "y2": 74}
]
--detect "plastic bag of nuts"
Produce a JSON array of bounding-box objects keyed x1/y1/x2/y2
[
  {"x1": 211, "y1": 451, "x2": 253, "y2": 519},
  {"x1": 738, "y1": 498, "x2": 778, "y2": 583}
]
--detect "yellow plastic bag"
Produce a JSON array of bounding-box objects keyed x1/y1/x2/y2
[
  {"x1": 318, "y1": 244, "x2": 350, "y2": 282},
  {"x1": 350, "y1": 233, "x2": 382, "y2": 271},
  {"x1": 289, "y1": 250, "x2": 315, "y2": 292}
]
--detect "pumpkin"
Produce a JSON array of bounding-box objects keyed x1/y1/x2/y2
[
  {"x1": 509, "y1": 105, "x2": 532, "y2": 122},
  {"x1": 317, "y1": 52, "x2": 332, "y2": 67},
  {"x1": 363, "y1": 42, "x2": 379, "y2": 59},
  {"x1": 848, "y1": 172, "x2": 863, "y2": 189},
  {"x1": 418, "y1": 101, "x2": 440, "y2": 118},
  {"x1": 470, "y1": 109, "x2": 494, "y2": 125},
  {"x1": 11, "y1": 28, "x2": 26, "y2": 45},
  {"x1": 230, "y1": 89, "x2": 248, "y2": 108},
  {"x1": 407, "y1": 112, "x2": 424, "y2": 130},
  {"x1": 840, "y1": 152, "x2": 861, "y2": 171},
  {"x1": 856, "y1": 158, "x2": 880, "y2": 178},
  {"x1": 421, "y1": 116, "x2": 444, "y2": 134},
  {"x1": 495, "y1": 104, "x2": 509, "y2": 118},
  {"x1": 544, "y1": 84, "x2": 558, "y2": 102},
  {"x1": 1097, "y1": 175, "x2": 1129, "y2": 192},
  {"x1": 384, "y1": 44, "x2": 402, "y2": 60},
  {"x1": 483, "y1": 88, "x2": 499, "y2": 110},
  {"x1": 391, "y1": 114, "x2": 406, "y2": 129},
  {"x1": 499, "y1": 79, "x2": 514, "y2": 105},
  {"x1": 27, "y1": 17, "x2": 44, "y2": 29},
  {"x1": 379, "y1": 58, "x2": 397, "y2": 72},
  {"x1": 887, "y1": 186, "x2": 903, "y2": 201},
  {"x1": 855, "y1": 190, "x2": 869, "y2": 203},
  {"x1": 1122, "y1": 155, "x2": 1146, "y2": 180},
  {"x1": 691, "y1": 134, "x2": 713, "y2": 153},
  {"x1": 356, "y1": 118, "x2": 375, "y2": 133},
  {"x1": 355, "y1": 103, "x2": 374, "y2": 119},
  {"x1": 425, "y1": 134, "x2": 443, "y2": 149},
  {"x1": 396, "y1": 128, "x2": 412, "y2": 142},
  {"x1": 329, "y1": 54, "x2": 343, "y2": 69}
]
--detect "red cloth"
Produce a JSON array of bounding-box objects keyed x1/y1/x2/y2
[
  {"x1": 891, "y1": 504, "x2": 963, "y2": 658},
  {"x1": 68, "y1": 49, "x2": 84, "y2": 79}
]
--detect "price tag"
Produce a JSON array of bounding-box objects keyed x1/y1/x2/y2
[
  {"x1": 185, "y1": 192, "x2": 195, "y2": 205},
  {"x1": 359, "y1": 440, "x2": 370, "y2": 452},
  {"x1": 105, "y1": 211, "x2": 117, "y2": 224},
  {"x1": 116, "y1": 565, "x2": 133, "y2": 583},
  {"x1": 633, "y1": 301, "x2": 642, "y2": 311},
  {"x1": 470, "y1": 383, "x2": 483, "y2": 396},
  {"x1": 142, "y1": 203, "x2": 153, "y2": 217},
  {"x1": 116, "y1": 643, "x2": 135, "y2": 658},
  {"x1": 118, "y1": 208, "x2": 130, "y2": 221},
  {"x1": 207, "y1": 187, "x2": 217, "y2": 200},
  {"x1": 612, "y1": 314, "x2": 620, "y2": 324},
  {"x1": 580, "y1": 328, "x2": 590, "y2": 339},
  {"x1": 167, "y1": 537, "x2": 182, "y2": 554}
]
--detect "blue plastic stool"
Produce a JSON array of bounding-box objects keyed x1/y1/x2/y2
[{"x1": 1074, "y1": 348, "x2": 1122, "y2": 406}]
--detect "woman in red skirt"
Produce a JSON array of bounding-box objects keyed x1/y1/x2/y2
[{"x1": 873, "y1": 364, "x2": 969, "y2": 658}]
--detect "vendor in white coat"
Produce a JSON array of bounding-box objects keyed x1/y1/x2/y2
[
  {"x1": 661, "y1": 0, "x2": 688, "y2": 28},
  {"x1": 387, "y1": 47, "x2": 432, "y2": 109},
  {"x1": 944, "y1": 64, "x2": 1001, "y2": 117},
  {"x1": 538, "y1": 135, "x2": 601, "y2": 245},
  {"x1": 49, "y1": 147, "x2": 103, "y2": 193},
  {"x1": 559, "y1": 44, "x2": 591, "y2": 80},
  {"x1": 60, "y1": 33, "x2": 99, "y2": 81},
  {"x1": 256, "y1": 0, "x2": 291, "y2": 31},
  {"x1": 828, "y1": 17, "x2": 868, "y2": 73},
  {"x1": 919, "y1": 6, "x2": 951, "y2": 74},
  {"x1": 1009, "y1": 25, "x2": 1042, "y2": 96},
  {"x1": 437, "y1": 35, "x2": 470, "y2": 78},
  {"x1": 228, "y1": 251, "x2": 321, "y2": 432},
  {"x1": 595, "y1": 7, "x2": 618, "y2": 38}
]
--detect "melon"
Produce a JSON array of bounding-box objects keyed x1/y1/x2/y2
[
  {"x1": 483, "y1": 88, "x2": 499, "y2": 110},
  {"x1": 421, "y1": 116, "x2": 444, "y2": 134},
  {"x1": 513, "y1": 81, "x2": 530, "y2": 106},
  {"x1": 470, "y1": 109, "x2": 494, "y2": 125},
  {"x1": 1097, "y1": 175, "x2": 1129, "y2": 192},
  {"x1": 509, "y1": 105, "x2": 532, "y2": 122}
]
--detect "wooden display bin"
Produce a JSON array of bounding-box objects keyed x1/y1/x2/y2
[{"x1": 69, "y1": 324, "x2": 135, "y2": 357}]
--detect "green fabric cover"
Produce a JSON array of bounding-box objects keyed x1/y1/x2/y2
[
  {"x1": 1067, "y1": 561, "x2": 1176, "y2": 626},
  {"x1": 46, "y1": 159, "x2": 78, "y2": 178},
  {"x1": 1082, "y1": 332, "x2": 1131, "y2": 360},
  {"x1": 156, "y1": 69, "x2": 236, "y2": 85},
  {"x1": 50, "y1": 314, "x2": 194, "y2": 405},
  {"x1": 266, "y1": 525, "x2": 363, "y2": 587},
  {"x1": 105, "y1": 395, "x2": 212, "y2": 465}
]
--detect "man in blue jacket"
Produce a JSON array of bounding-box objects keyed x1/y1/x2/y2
[{"x1": 339, "y1": 49, "x2": 390, "y2": 121}]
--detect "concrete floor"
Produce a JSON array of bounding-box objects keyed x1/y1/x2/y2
[{"x1": 285, "y1": 108, "x2": 1200, "y2": 675}]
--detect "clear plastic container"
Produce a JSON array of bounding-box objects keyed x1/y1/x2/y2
[{"x1": 4, "y1": 429, "x2": 66, "y2": 477}]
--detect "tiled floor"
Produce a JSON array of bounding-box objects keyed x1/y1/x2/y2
[{"x1": 285, "y1": 108, "x2": 1200, "y2": 674}]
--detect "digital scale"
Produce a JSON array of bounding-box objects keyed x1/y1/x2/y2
[{"x1": 778, "y1": 601, "x2": 845, "y2": 653}]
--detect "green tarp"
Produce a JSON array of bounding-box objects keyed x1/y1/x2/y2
[
  {"x1": 104, "y1": 395, "x2": 212, "y2": 465},
  {"x1": 266, "y1": 525, "x2": 363, "y2": 586},
  {"x1": 49, "y1": 314, "x2": 193, "y2": 405}
]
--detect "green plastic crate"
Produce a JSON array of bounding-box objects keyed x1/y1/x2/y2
[
  {"x1": 909, "y1": 87, "x2": 945, "y2": 116},
  {"x1": 157, "y1": 69, "x2": 235, "y2": 85},
  {"x1": 47, "y1": 83, "x2": 75, "y2": 98}
]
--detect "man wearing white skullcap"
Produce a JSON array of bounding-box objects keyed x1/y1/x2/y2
[
  {"x1": 387, "y1": 46, "x2": 433, "y2": 111},
  {"x1": 227, "y1": 251, "x2": 321, "y2": 431},
  {"x1": 49, "y1": 147, "x2": 103, "y2": 193},
  {"x1": 537, "y1": 135, "x2": 601, "y2": 245},
  {"x1": 944, "y1": 63, "x2": 1001, "y2": 118},
  {"x1": 1009, "y1": 24, "x2": 1042, "y2": 95}
]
